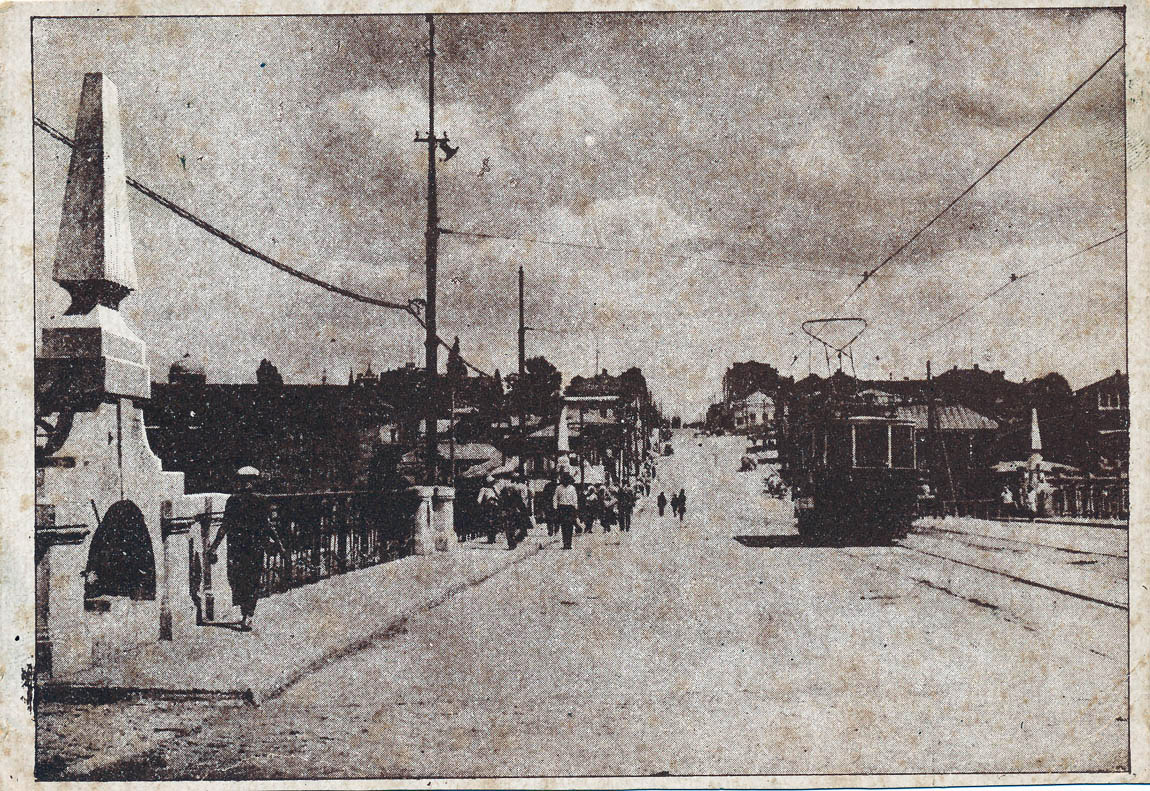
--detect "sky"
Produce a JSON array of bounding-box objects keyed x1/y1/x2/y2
[{"x1": 32, "y1": 10, "x2": 1126, "y2": 420}]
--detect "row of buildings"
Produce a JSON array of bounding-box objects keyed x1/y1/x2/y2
[
  {"x1": 143, "y1": 355, "x2": 664, "y2": 499},
  {"x1": 705, "y1": 361, "x2": 1129, "y2": 500}
]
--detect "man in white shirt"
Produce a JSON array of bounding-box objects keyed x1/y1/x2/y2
[{"x1": 552, "y1": 472, "x2": 579, "y2": 550}]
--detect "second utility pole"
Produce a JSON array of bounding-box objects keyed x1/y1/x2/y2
[
  {"x1": 422, "y1": 14, "x2": 440, "y2": 484},
  {"x1": 518, "y1": 264, "x2": 526, "y2": 476}
]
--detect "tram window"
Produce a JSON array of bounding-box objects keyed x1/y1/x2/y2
[
  {"x1": 891, "y1": 425, "x2": 915, "y2": 468},
  {"x1": 854, "y1": 423, "x2": 888, "y2": 468},
  {"x1": 828, "y1": 424, "x2": 851, "y2": 467}
]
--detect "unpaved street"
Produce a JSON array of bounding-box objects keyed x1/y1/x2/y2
[{"x1": 64, "y1": 433, "x2": 1127, "y2": 779}]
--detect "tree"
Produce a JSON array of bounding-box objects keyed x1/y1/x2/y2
[
  {"x1": 256, "y1": 358, "x2": 283, "y2": 388},
  {"x1": 447, "y1": 336, "x2": 467, "y2": 383},
  {"x1": 723, "y1": 361, "x2": 786, "y2": 401},
  {"x1": 510, "y1": 355, "x2": 562, "y2": 419}
]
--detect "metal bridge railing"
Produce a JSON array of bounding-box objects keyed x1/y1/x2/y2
[
  {"x1": 929, "y1": 478, "x2": 1128, "y2": 523},
  {"x1": 257, "y1": 490, "x2": 421, "y2": 596}
]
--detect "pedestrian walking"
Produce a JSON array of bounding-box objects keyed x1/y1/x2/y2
[
  {"x1": 500, "y1": 473, "x2": 531, "y2": 550},
  {"x1": 553, "y1": 472, "x2": 579, "y2": 550},
  {"x1": 657, "y1": 491, "x2": 667, "y2": 517},
  {"x1": 207, "y1": 467, "x2": 281, "y2": 632},
  {"x1": 1025, "y1": 485, "x2": 1039, "y2": 521},
  {"x1": 541, "y1": 474, "x2": 559, "y2": 537},
  {"x1": 677, "y1": 488, "x2": 687, "y2": 524},
  {"x1": 601, "y1": 486, "x2": 618, "y2": 532},
  {"x1": 582, "y1": 485, "x2": 600, "y2": 534},
  {"x1": 477, "y1": 475, "x2": 501, "y2": 543},
  {"x1": 618, "y1": 485, "x2": 637, "y2": 532}
]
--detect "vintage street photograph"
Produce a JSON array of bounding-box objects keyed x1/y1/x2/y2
[{"x1": 24, "y1": 5, "x2": 1130, "y2": 782}]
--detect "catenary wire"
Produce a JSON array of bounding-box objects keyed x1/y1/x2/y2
[
  {"x1": 913, "y1": 230, "x2": 1126, "y2": 344},
  {"x1": 819, "y1": 44, "x2": 1125, "y2": 325},
  {"x1": 35, "y1": 116, "x2": 492, "y2": 378}
]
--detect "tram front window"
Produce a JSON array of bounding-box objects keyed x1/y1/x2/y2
[
  {"x1": 891, "y1": 425, "x2": 915, "y2": 468},
  {"x1": 854, "y1": 423, "x2": 888, "y2": 468}
]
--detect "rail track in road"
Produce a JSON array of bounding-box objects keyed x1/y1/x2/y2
[
  {"x1": 914, "y1": 523, "x2": 1128, "y2": 561},
  {"x1": 893, "y1": 544, "x2": 1127, "y2": 611}
]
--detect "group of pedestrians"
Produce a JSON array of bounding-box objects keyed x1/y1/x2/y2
[
  {"x1": 476, "y1": 472, "x2": 533, "y2": 550},
  {"x1": 655, "y1": 488, "x2": 687, "y2": 523},
  {"x1": 546, "y1": 474, "x2": 641, "y2": 549},
  {"x1": 1000, "y1": 475, "x2": 1053, "y2": 521}
]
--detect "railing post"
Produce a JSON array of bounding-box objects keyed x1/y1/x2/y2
[
  {"x1": 337, "y1": 496, "x2": 349, "y2": 574},
  {"x1": 159, "y1": 501, "x2": 174, "y2": 641},
  {"x1": 410, "y1": 486, "x2": 436, "y2": 555},
  {"x1": 200, "y1": 497, "x2": 214, "y2": 623},
  {"x1": 432, "y1": 487, "x2": 456, "y2": 553}
]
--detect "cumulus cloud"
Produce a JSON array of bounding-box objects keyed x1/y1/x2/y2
[{"x1": 513, "y1": 72, "x2": 628, "y2": 146}]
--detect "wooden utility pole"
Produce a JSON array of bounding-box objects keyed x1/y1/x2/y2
[
  {"x1": 417, "y1": 14, "x2": 440, "y2": 483},
  {"x1": 926, "y1": 360, "x2": 956, "y2": 505},
  {"x1": 518, "y1": 264, "x2": 527, "y2": 476}
]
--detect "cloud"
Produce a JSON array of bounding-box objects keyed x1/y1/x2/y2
[{"x1": 513, "y1": 72, "x2": 628, "y2": 146}]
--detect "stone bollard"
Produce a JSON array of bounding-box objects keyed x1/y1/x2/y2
[
  {"x1": 409, "y1": 486, "x2": 437, "y2": 556},
  {"x1": 432, "y1": 487, "x2": 456, "y2": 553}
]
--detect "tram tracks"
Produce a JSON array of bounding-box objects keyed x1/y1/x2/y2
[
  {"x1": 894, "y1": 544, "x2": 1127, "y2": 611},
  {"x1": 841, "y1": 541, "x2": 1127, "y2": 664},
  {"x1": 914, "y1": 524, "x2": 1128, "y2": 561}
]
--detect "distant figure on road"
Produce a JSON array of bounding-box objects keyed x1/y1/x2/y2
[
  {"x1": 657, "y1": 491, "x2": 667, "y2": 517},
  {"x1": 618, "y1": 485, "x2": 637, "y2": 532},
  {"x1": 1025, "y1": 485, "x2": 1039, "y2": 521},
  {"x1": 553, "y1": 472, "x2": 579, "y2": 550},
  {"x1": 1000, "y1": 484, "x2": 1015, "y2": 518},
  {"x1": 601, "y1": 486, "x2": 618, "y2": 533},
  {"x1": 500, "y1": 473, "x2": 532, "y2": 550},
  {"x1": 676, "y1": 489, "x2": 687, "y2": 523},
  {"x1": 478, "y1": 475, "x2": 501, "y2": 543},
  {"x1": 581, "y1": 485, "x2": 600, "y2": 534},
  {"x1": 208, "y1": 467, "x2": 281, "y2": 632}
]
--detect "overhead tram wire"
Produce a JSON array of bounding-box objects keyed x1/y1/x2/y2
[
  {"x1": 439, "y1": 227, "x2": 855, "y2": 278},
  {"x1": 913, "y1": 229, "x2": 1126, "y2": 344},
  {"x1": 817, "y1": 44, "x2": 1125, "y2": 327},
  {"x1": 34, "y1": 116, "x2": 491, "y2": 378}
]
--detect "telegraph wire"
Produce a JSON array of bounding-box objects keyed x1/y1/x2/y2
[
  {"x1": 34, "y1": 116, "x2": 491, "y2": 378},
  {"x1": 820, "y1": 44, "x2": 1125, "y2": 324},
  {"x1": 913, "y1": 229, "x2": 1125, "y2": 344}
]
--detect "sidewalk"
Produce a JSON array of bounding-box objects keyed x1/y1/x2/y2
[{"x1": 41, "y1": 528, "x2": 556, "y2": 705}]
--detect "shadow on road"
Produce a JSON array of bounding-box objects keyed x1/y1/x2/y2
[
  {"x1": 735, "y1": 534, "x2": 823, "y2": 548},
  {"x1": 733, "y1": 534, "x2": 893, "y2": 548}
]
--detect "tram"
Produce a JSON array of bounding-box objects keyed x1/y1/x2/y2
[{"x1": 781, "y1": 401, "x2": 919, "y2": 544}]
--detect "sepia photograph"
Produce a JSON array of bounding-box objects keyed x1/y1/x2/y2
[{"x1": 8, "y1": 2, "x2": 1140, "y2": 783}]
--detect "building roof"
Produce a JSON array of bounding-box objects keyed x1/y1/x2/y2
[
  {"x1": 460, "y1": 454, "x2": 519, "y2": 479},
  {"x1": 895, "y1": 404, "x2": 998, "y2": 432},
  {"x1": 1074, "y1": 370, "x2": 1127, "y2": 396},
  {"x1": 402, "y1": 442, "x2": 500, "y2": 466}
]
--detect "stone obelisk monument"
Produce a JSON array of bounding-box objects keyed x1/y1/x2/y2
[{"x1": 36, "y1": 73, "x2": 190, "y2": 677}]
